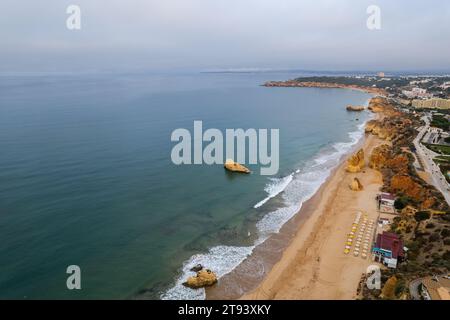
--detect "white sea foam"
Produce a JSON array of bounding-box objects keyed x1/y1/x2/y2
[
  {"x1": 161, "y1": 245, "x2": 255, "y2": 300},
  {"x1": 253, "y1": 174, "x2": 294, "y2": 208},
  {"x1": 256, "y1": 169, "x2": 331, "y2": 236},
  {"x1": 161, "y1": 114, "x2": 371, "y2": 300}
]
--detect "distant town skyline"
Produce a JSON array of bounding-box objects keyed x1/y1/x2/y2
[{"x1": 1, "y1": 0, "x2": 450, "y2": 72}]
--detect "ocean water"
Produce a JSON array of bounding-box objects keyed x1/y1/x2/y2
[{"x1": 0, "y1": 71, "x2": 371, "y2": 299}]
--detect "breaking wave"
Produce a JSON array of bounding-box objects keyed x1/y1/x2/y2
[{"x1": 161, "y1": 112, "x2": 372, "y2": 300}]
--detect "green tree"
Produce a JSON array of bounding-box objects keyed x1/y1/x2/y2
[
  {"x1": 415, "y1": 211, "x2": 430, "y2": 222},
  {"x1": 394, "y1": 196, "x2": 411, "y2": 210}
]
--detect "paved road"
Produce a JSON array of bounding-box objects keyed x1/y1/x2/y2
[
  {"x1": 413, "y1": 115, "x2": 450, "y2": 206},
  {"x1": 409, "y1": 278, "x2": 423, "y2": 300}
]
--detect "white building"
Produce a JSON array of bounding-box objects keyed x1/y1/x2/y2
[
  {"x1": 402, "y1": 87, "x2": 431, "y2": 99},
  {"x1": 440, "y1": 81, "x2": 450, "y2": 90},
  {"x1": 377, "y1": 193, "x2": 396, "y2": 214}
]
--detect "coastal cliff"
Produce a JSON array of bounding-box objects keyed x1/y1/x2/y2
[
  {"x1": 263, "y1": 80, "x2": 386, "y2": 95},
  {"x1": 365, "y1": 98, "x2": 447, "y2": 211},
  {"x1": 361, "y1": 97, "x2": 450, "y2": 300}
]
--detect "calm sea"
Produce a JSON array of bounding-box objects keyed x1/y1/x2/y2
[{"x1": 0, "y1": 71, "x2": 371, "y2": 299}]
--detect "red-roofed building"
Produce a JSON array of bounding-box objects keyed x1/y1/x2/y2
[{"x1": 372, "y1": 232, "x2": 405, "y2": 268}]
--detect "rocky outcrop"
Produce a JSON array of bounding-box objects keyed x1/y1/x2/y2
[
  {"x1": 349, "y1": 177, "x2": 364, "y2": 191},
  {"x1": 368, "y1": 98, "x2": 387, "y2": 113},
  {"x1": 346, "y1": 105, "x2": 365, "y2": 112},
  {"x1": 368, "y1": 97, "x2": 396, "y2": 114},
  {"x1": 365, "y1": 119, "x2": 397, "y2": 141},
  {"x1": 224, "y1": 159, "x2": 250, "y2": 174},
  {"x1": 346, "y1": 149, "x2": 365, "y2": 173},
  {"x1": 190, "y1": 264, "x2": 203, "y2": 272},
  {"x1": 183, "y1": 269, "x2": 218, "y2": 289},
  {"x1": 365, "y1": 120, "x2": 378, "y2": 133},
  {"x1": 359, "y1": 97, "x2": 450, "y2": 300},
  {"x1": 369, "y1": 144, "x2": 391, "y2": 170},
  {"x1": 368, "y1": 97, "x2": 402, "y2": 118}
]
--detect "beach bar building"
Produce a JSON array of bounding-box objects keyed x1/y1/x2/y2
[
  {"x1": 372, "y1": 232, "x2": 404, "y2": 268},
  {"x1": 377, "y1": 193, "x2": 396, "y2": 214}
]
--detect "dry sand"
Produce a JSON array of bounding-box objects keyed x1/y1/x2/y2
[{"x1": 241, "y1": 133, "x2": 385, "y2": 300}]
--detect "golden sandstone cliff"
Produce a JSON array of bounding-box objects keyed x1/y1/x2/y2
[
  {"x1": 365, "y1": 119, "x2": 397, "y2": 141},
  {"x1": 369, "y1": 144, "x2": 391, "y2": 170},
  {"x1": 362, "y1": 97, "x2": 449, "y2": 301},
  {"x1": 346, "y1": 149, "x2": 365, "y2": 173},
  {"x1": 365, "y1": 97, "x2": 448, "y2": 213}
]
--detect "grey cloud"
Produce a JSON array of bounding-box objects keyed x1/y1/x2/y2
[{"x1": 0, "y1": 0, "x2": 449, "y2": 72}]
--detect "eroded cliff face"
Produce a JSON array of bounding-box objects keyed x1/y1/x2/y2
[
  {"x1": 346, "y1": 149, "x2": 365, "y2": 173},
  {"x1": 365, "y1": 97, "x2": 449, "y2": 213},
  {"x1": 368, "y1": 97, "x2": 401, "y2": 116},
  {"x1": 365, "y1": 120, "x2": 378, "y2": 133},
  {"x1": 365, "y1": 119, "x2": 400, "y2": 141},
  {"x1": 369, "y1": 144, "x2": 391, "y2": 170},
  {"x1": 361, "y1": 97, "x2": 449, "y2": 300},
  {"x1": 370, "y1": 147, "x2": 409, "y2": 172},
  {"x1": 368, "y1": 97, "x2": 388, "y2": 113}
]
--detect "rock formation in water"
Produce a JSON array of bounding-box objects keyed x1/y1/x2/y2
[
  {"x1": 183, "y1": 269, "x2": 218, "y2": 289},
  {"x1": 346, "y1": 105, "x2": 365, "y2": 112},
  {"x1": 346, "y1": 149, "x2": 365, "y2": 173},
  {"x1": 224, "y1": 159, "x2": 250, "y2": 174},
  {"x1": 190, "y1": 264, "x2": 203, "y2": 272},
  {"x1": 349, "y1": 177, "x2": 364, "y2": 191}
]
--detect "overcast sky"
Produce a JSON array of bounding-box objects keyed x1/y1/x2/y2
[{"x1": 1, "y1": 0, "x2": 449, "y2": 72}]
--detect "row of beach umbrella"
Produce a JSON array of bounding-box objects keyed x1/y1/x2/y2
[{"x1": 344, "y1": 211, "x2": 375, "y2": 259}]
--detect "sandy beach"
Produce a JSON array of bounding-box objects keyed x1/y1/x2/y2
[
  {"x1": 238, "y1": 123, "x2": 386, "y2": 300},
  {"x1": 206, "y1": 111, "x2": 388, "y2": 300}
]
